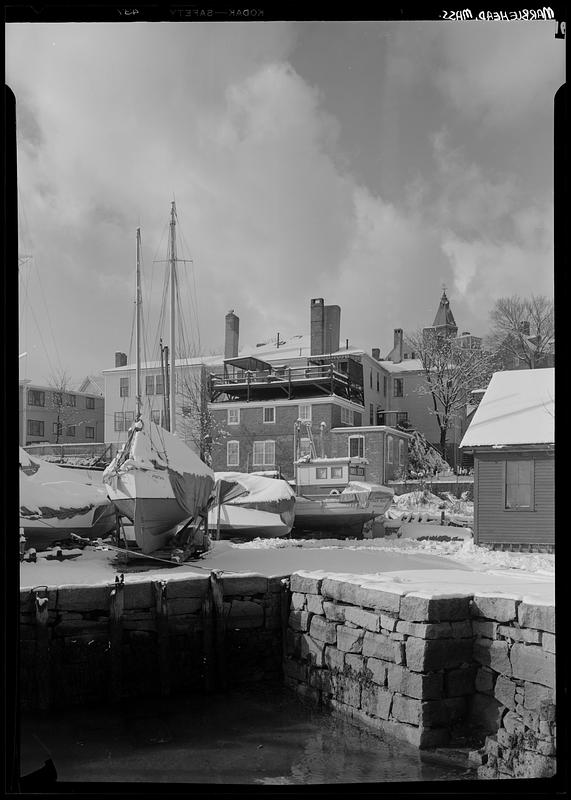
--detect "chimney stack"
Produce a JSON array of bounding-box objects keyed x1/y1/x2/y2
[
  {"x1": 225, "y1": 310, "x2": 240, "y2": 359},
  {"x1": 310, "y1": 298, "x2": 341, "y2": 356},
  {"x1": 392, "y1": 329, "x2": 403, "y2": 364},
  {"x1": 115, "y1": 352, "x2": 127, "y2": 367},
  {"x1": 372, "y1": 347, "x2": 380, "y2": 360}
]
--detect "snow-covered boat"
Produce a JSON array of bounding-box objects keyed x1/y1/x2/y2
[
  {"x1": 102, "y1": 213, "x2": 215, "y2": 555},
  {"x1": 103, "y1": 417, "x2": 214, "y2": 553},
  {"x1": 19, "y1": 448, "x2": 116, "y2": 547},
  {"x1": 208, "y1": 471, "x2": 296, "y2": 539},
  {"x1": 292, "y1": 426, "x2": 394, "y2": 537}
]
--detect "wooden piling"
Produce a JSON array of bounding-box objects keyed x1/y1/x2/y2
[
  {"x1": 210, "y1": 570, "x2": 227, "y2": 691},
  {"x1": 109, "y1": 575, "x2": 124, "y2": 703},
  {"x1": 33, "y1": 588, "x2": 51, "y2": 711},
  {"x1": 201, "y1": 582, "x2": 214, "y2": 693},
  {"x1": 280, "y1": 578, "x2": 290, "y2": 668},
  {"x1": 153, "y1": 580, "x2": 170, "y2": 697}
]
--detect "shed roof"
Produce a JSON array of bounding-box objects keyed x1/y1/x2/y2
[{"x1": 460, "y1": 368, "x2": 554, "y2": 449}]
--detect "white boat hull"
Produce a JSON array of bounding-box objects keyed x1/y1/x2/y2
[{"x1": 208, "y1": 503, "x2": 293, "y2": 539}]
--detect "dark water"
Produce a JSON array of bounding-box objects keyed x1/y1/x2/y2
[{"x1": 20, "y1": 684, "x2": 476, "y2": 785}]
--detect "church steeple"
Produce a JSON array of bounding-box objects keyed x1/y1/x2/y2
[{"x1": 425, "y1": 287, "x2": 458, "y2": 339}]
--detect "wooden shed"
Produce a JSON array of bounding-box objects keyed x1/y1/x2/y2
[{"x1": 460, "y1": 368, "x2": 554, "y2": 551}]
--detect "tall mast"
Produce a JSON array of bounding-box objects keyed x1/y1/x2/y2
[
  {"x1": 135, "y1": 227, "x2": 142, "y2": 419},
  {"x1": 169, "y1": 201, "x2": 177, "y2": 433}
]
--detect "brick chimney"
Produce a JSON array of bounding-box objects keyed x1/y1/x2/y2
[
  {"x1": 389, "y1": 329, "x2": 403, "y2": 364},
  {"x1": 310, "y1": 298, "x2": 341, "y2": 356},
  {"x1": 115, "y1": 352, "x2": 127, "y2": 367},
  {"x1": 371, "y1": 347, "x2": 380, "y2": 360},
  {"x1": 225, "y1": 310, "x2": 240, "y2": 359}
]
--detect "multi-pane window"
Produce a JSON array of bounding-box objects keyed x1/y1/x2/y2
[
  {"x1": 66, "y1": 394, "x2": 76, "y2": 407},
  {"x1": 66, "y1": 426, "x2": 76, "y2": 437},
  {"x1": 228, "y1": 408, "x2": 240, "y2": 425},
  {"x1": 86, "y1": 396, "x2": 95, "y2": 409},
  {"x1": 253, "y1": 440, "x2": 275, "y2": 466},
  {"x1": 348, "y1": 435, "x2": 364, "y2": 458},
  {"x1": 376, "y1": 373, "x2": 380, "y2": 392},
  {"x1": 387, "y1": 435, "x2": 394, "y2": 463},
  {"x1": 28, "y1": 390, "x2": 45, "y2": 407},
  {"x1": 331, "y1": 466, "x2": 343, "y2": 479},
  {"x1": 299, "y1": 437, "x2": 312, "y2": 458},
  {"x1": 393, "y1": 379, "x2": 403, "y2": 398},
  {"x1": 227, "y1": 441, "x2": 240, "y2": 467},
  {"x1": 383, "y1": 376, "x2": 388, "y2": 396},
  {"x1": 27, "y1": 420, "x2": 44, "y2": 437},
  {"x1": 85, "y1": 426, "x2": 95, "y2": 439},
  {"x1": 316, "y1": 467, "x2": 328, "y2": 479},
  {"x1": 145, "y1": 375, "x2": 155, "y2": 395},
  {"x1": 340, "y1": 407, "x2": 353, "y2": 425},
  {"x1": 370, "y1": 370, "x2": 373, "y2": 388},
  {"x1": 114, "y1": 411, "x2": 134, "y2": 432},
  {"x1": 505, "y1": 460, "x2": 534, "y2": 510},
  {"x1": 155, "y1": 374, "x2": 164, "y2": 395},
  {"x1": 263, "y1": 406, "x2": 275, "y2": 423},
  {"x1": 370, "y1": 403, "x2": 374, "y2": 425},
  {"x1": 298, "y1": 404, "x2": 312, "y2": 421},
  {"x1": 120, "y1": 377, "x2": 130, "y2": 397},
  {"x1": 399, "y1": 439, "x2": 405, "y2": 466}
]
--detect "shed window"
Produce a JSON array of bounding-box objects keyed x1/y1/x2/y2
[
  {"x1": 387, "y1": 435, "x2": 394, "y2": 464},
  {"x1": 505, "y1": 460, "x2": 534, "y2": 510},
  {"x1": 349, "y1": 436, "x2": 364, "y2": 458},
  {"x1": 316, "y1": 467, "x2": 328, "y2": 480}
]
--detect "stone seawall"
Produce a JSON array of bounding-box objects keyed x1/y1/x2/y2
[
  {"x1": 19, "y1": 571, "x2": 286, "y2": 711},
  {"x1": 284, "y1": 571, "x2": 556, "y2": 780}
]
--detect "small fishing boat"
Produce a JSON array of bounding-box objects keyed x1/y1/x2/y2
[
  {"x1": 19, "y1": 448, "x2": 116, "y2": 547},
  {"x1": 208, "y1": 471, "x2": 296, "y2": 539},
  {"x1": 292, "y1": 420, "x2": 394, "y2": 537},
  {"x1": 103, "y1": 211, "x2": 215, "y2": 555}
]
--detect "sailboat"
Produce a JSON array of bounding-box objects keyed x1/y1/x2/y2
[{"x1": 103, "y1": 209, "x2": 215, "y2": 555}]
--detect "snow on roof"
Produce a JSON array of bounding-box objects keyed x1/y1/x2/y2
[
  {"x1": 378, "y1": 358, "x2": 424, "y2": 373},
  {"x1": 460, "y1": 368, "x2": 554, "y2": 449}
]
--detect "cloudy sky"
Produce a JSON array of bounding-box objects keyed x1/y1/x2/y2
[{"x1": 8, "y1": 20, "x2": 563, "y2": 386}]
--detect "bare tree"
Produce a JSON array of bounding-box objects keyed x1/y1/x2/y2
[
  {"x1": 487, "y1": 295, "x2": 554, "y2": 369},
  {"x1": 406, "y1": 330, "x2": 499, "y2": 458},
  {"x1": 177, "y1": 364, "x2": 225, "y2": 466},
  {"x1": 49, "y1": 369, "x2": 81, "y2": 443}
]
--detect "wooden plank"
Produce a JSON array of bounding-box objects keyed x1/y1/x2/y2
[
  {"x1": 153, "y1": 580, "x2": 170, "y2": 697},
  {"x1": 210, "y1": 570, "x2": 227, "y2": 691},
  {"x1": 34, "y1": 589, "x2": 51, "y2": 711},
  {"x1": 109, "y1": 575, "x2": 124, "y2": 702}
]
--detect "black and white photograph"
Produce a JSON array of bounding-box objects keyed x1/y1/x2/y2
[{"x1": 7, "y1": 6, "x2": 562, "y2": 791}]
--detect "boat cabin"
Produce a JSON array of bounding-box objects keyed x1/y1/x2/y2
[{"x1": 294, "y1": 456, "x2": 367, "y2": 496}]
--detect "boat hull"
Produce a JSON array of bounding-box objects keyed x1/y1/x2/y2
[
  {"x1": 208, "y1": 502, "x2": 294, "y2": 540},
  {"x1": 293, "y1": 498, "x2": 375, "y2": 538}
]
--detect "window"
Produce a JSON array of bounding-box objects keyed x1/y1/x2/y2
[
  {"x1": 399, "y1": 439, "x2": 405, "y2": 466},
  {"x1": 27, "y1": 420, "x2": 44, "y2": 437},
  {"x1": 66, "y1": 426, "x2": 76, "y2": 437},
  {"x1": 52, "y1": 422, "x2": 62, "y2": 436},
  {"x1": 145, "y1": 375, "x2": 155, "y2": 395},
  {"x1": 370, "y1": 370, "x2": 373, "y2": 388},
  {"x1": 227, "y1": 441, "x2": 240, "y2": 467},
  {"x1": 331, "y1": 466, "x2": 343, "y2": 479},
  {"x1": 298, "y1": 404, "x2": 312, "y2": 421},
  {"x1": 65, "y1": 394, "x2": 76, "y2": 407},
  {"x1": 299, "y1": 437, "x2": 312, "y2": 458},
  {"x1": 349, "y1": 435, "x2": 364, "y2": 458},
  {"x1": 86, "y1": 396, "x2": 95, "y2": 409},
  {"x1": 505, "y1": 460, "x2": 534, "y2": 510},
  {"x1": 85, "y1": 426, "x2": 95, "y2": 439},
  {"x1": 228, "y1": 408, "x2": 240, "y2": 425},
  {"x1": 376, "y1": 373, "x2": 380, "y2": 392},
  {"x1": 263, "y1": 406, "x2": 275, "y2": 424},
  {"x1": 253, "y1": 440, "x2": 275, "y2": 466},
  {"x1": 387, "y1": 435, "x2": 394, "y2": 463},
  {"x1": 155, "y1": 374, "x2": 164, "y2": 395},
  {"x1": 370, "y1": 403, "x2": 374, "y2": 425},
  {"x1": 120, "y1": 377, "x2": 130, "y2": 397},
  {"x1": 52, "y1": 392, "x2": 62, "y2": 405},
  {"x1": 393, "y1": 379, "x2": 403, "y2": 398},
  {"x1": 114, "y1": 411, "x2": 134, "y2": 432},
  {"x1": 340, "y1": 407, "x2": 353, "y2": 425},
  {"x1": 28, "y1": 390, "x2": 45, "y2": 407},
  {"x1": 383, "y1": 376, "x2": 388, "y2": 396},
  {"x1": 316, "y1": 467, "x2": 328, "y2": 479}
]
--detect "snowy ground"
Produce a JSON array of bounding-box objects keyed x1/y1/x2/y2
[{"x1": 19, "y1": 534, "x2": 554, "y2": 606}]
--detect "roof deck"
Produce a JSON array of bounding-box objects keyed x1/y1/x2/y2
[{"x1": 209, "y1": 358, "x2": 364, "y2": 405}]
